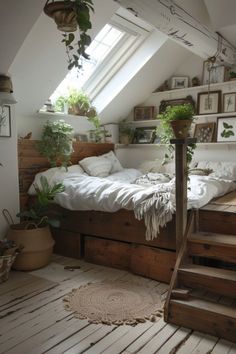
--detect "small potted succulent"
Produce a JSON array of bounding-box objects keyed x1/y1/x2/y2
[{"x1": 44, "y1": 0, "x2": 94, "y2": 70}]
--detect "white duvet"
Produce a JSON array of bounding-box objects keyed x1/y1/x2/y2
[{"x1": 29, "y1": 168, "x2": 236, "y2": 240}]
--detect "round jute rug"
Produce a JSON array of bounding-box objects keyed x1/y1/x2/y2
[{"x1": 63, "y1": 280, "x2": 163, "y2": 326}]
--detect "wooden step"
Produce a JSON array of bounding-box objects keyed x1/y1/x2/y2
[
  {"x1": 168, "y1": 297, "x2": 236, "y2": 342},
  {"x1": 188, "y1": 232, "x2": 236, "y2": 263},
  {"x1": 178, "y1": 264, "x2": 236, "y2": 297}
]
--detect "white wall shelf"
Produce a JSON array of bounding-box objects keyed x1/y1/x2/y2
[
  {"x1": 194, "y1": 112, "x2": 236, "y2": 119},
  {"x1": 151, "y1": 80, "x2": 236, "y2": 97},
  {"x1": 37, "y1": 111, "x2": 86, "y2": 119}
]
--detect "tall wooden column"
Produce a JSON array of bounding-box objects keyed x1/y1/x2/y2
[{"x1": 170, "y1": 138, "x2": 196, "y2": 252}]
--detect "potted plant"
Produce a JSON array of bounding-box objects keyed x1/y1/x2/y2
[
  {"x1": 119, "y1": 119, "x2": 135, "y2": 144},
  {"x1": 158, "y1": 104, "x2": 195, "y2": 139},
  {"x1": 87, "y1": 115, "x2": 105, "y2": 142},
  {"x1": 67, "y1": 89, "x2": 92, "y2": 115},
  {"x1": 37, "y1": 120, "x2": 74, "y2": 168},
  {"x1": 6, "y1": 176, "x2": 65, "y2": 270},
  {"x1": 43, "y1": 0, "x2": 94, "y2": 70},
  {"x1": 157, "y1": 104, "x2": 196, "y2": 164}
]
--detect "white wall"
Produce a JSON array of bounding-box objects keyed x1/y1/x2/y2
[{"x1": 0, "y1": 107, "x2": 19, "y2": 239}]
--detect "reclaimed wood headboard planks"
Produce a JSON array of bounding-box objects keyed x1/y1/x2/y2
[{"x1": 18, "y1": 139, "x2": 114, "y2": 210}]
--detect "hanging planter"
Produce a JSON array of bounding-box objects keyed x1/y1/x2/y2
[
  {"x1": 44, "y1": 0, "x2": 94, "y2": 70},
  {"x1": 44, "y1": 1, "x2": 78, "y2": 32}
]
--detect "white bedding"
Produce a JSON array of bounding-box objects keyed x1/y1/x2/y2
[{"x1": 29, "y1": 168, "x2": 236, "y2": 240}]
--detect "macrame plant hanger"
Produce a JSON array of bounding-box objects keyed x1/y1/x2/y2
[{"x1": 206, "y1": 33, "x2": 223, "y2": 109}]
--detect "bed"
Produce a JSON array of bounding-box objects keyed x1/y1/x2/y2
[{"x1": 18, "y1": 140, "x2": 236, "y2": 283}]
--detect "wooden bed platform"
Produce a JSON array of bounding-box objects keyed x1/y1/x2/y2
[{"x1": 18, "y1": 140, "x2": 176, "y2": 283}]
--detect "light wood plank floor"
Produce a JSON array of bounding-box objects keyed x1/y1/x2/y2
[{"x1": 0, "y1": 255, "x2": 235, "y2": 354}]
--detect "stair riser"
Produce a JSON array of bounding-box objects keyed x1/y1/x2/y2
[
  {"x1": 188, "y1": 243, "x2": 236, "y2": 263},
  {"x1": 168, "y1": 301, "x2": 236, "y2": 343},
  {"x1": 199, "y1": 210, "x2": 236, "y2": 235},
  {"x1": 178, "y1": 271, "x2": 236, "y2": 298}
]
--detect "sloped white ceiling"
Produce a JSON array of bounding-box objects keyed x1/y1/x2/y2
[{"x1": 0, "y1": 0, "x2": 45, "y2": 74}]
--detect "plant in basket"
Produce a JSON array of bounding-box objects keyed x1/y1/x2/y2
[
  {"x1": 5, "y1": 176, "x2": 65, "y2": 271},
  {"x1": 0, "y1": 239, "x2": 22, "y2": 283}
]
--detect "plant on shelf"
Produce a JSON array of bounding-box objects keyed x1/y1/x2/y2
[
  {"x1": 67, "y1": 89, "x2": 92, "y2": 115},
  {"x1": 87, "y1": 115, "x2": 105, "y2": 142},
  {"x1": 157, "y1": 104, "x2": 196, "y2": 164},
  {"x1": 6, "y1": 176, "x2": 65, "y2": 271},
  {"x1": 44, "y1": 0, "x2": 94, "y2": 71},
  {"x1": 54, "y1": 95, "x2": 68, "y2": 113},
  {"x1": 37, "y1": 120, "x2": 74, "y2": 168},
  {"x1": 118, "y1": 119, "x2": 135, "y2": 144}
]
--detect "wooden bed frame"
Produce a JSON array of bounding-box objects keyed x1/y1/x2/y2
[{"x1": 18, "y1": 139, "x2": 176, "y2": 283}]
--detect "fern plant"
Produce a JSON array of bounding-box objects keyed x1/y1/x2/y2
[{"x1": 37, "y1": 120, "x2": 74, "y2": 168}]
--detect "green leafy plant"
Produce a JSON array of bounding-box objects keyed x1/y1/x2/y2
[
  {"x1": 37, "y1": 120, "x2": 74, "y2": 168},
  {"x1": 67, "y1": 89, "x2": 91, "y2": 114},
  {"x1": 17, "y1": 176, "x2": 65, "y2": 229},
  {"x1": 54, "y1": 96, "x2": 68, "y2": 113},
  {"x1": 118, "y1": 119, "x2": 135, "y2": 144},
  {"x1": 87, "y1": 115, "x2": 105, "y2": 142},
  {"x1": 157, "y1": 104, "x2": 196, "y2": 165},
  {"x1": 44, "y1": 0, "x2": 94, "y2": 71},
  {"x1": 63, "y1": 0, "x2": 94, "y2": 70},
  {"x1": 221, "y1": 122, "x2": 235, "y2": 138}
]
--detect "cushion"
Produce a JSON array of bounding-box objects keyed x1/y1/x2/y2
[
  {"x1": 101, "y1": 151, "x2": 123, "y2": 173},
  {"x1": 28, "y1": 165, "x2": 85, "y2": 195},
  {"x1": 79, "y1": 156, "x2": 112, "y2": 177},
  {"x1": 138, "y1": 159, "x2": 162, "y2": 174},
  {"x1": 196, "y1": 161, "x2": 236, "y2": 180}
]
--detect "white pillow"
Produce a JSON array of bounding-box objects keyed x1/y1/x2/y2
[
  {"x1": 101, "y1": 151, "x2": 123, "y2": 173},
  {"x1": 197, "y1": 161, "x2": 236, "y2": 180},
  {"x1": 79, "y1": 156, "x2": 112, "y2": 177},
  {"x1": 28, "y1": 167, "x2": 66, "y2": 195},
  {"x1": 138, "y1": 159, "x2": 162, "y2": 173},
  {"x1": 160, "y1": 162, "x2": 175, "y2": 176},
  {"x1": 28, "y1": 165, "x2": 85, "y2": 195}
]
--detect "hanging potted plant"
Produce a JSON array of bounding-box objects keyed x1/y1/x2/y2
[{"x1": 44, "y1": 0, "x2": 94, "y2": 70}]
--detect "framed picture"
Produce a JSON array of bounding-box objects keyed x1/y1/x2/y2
[
  {"x1": 171, "y1": 76, "x2": 188, "y2": 89},
  {"x1": 217, "y1": 116, "x2": 236, "y2": 142},
  {"x1": 223, "y1": 92, "x2": 236, "y2": 113},
  {"x1": 133, "y1": 126, "x2": 156, "y2": 144},
  {"x1": 197, "y1": 90, "x2": 221, "y2": 115},
  {"x1": 0, "y1": 105, "x2": 11, "y2": 137},
  {"x1": 159, "y1": 95, "x2": 195, "y2": 113},
  {"x1": 194, "y1": 122, "x2": 215, "y2": 143},
  {"x1": 134, "y1": 106, "x2": 155, "y2": 121},
  {"x1": 202, "y1": 61, "x2": 230, "y2": 85}
]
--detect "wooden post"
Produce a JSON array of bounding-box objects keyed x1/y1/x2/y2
[{"x1": 170, "y1": 138, "x2": 196, "y2": 253}]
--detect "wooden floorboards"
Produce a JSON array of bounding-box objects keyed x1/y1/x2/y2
[{"x1": 0, "y1": 255, "x2": 235, "y2": 354}]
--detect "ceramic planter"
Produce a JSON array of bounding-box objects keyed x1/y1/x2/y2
[
  {"x1": 44, "y1": 1, "x2": 77, "y2": 32},
  {"x1": 170, "y1": 119, "x2": 192, "y2": 138}
]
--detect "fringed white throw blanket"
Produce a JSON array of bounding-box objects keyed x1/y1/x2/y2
[{"x1": 31, "y1": 169, "x2": 236, "y2": 241}]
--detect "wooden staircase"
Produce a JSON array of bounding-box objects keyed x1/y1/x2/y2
[{"x1": 164, "y1": 211, "x2": 236, "y2": 342}]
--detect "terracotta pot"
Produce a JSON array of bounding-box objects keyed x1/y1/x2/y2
[
  {"x1": 120, "y1": 135, "x2": 132, "y2": 144},
  {"x1": 7, "y1": 225, "x2": 55, "y2": 271},
  {"x1": 68, "y1": 106, "x2": 86, "y2": 116},
  {"x1": 170, "y1": 119, "x2": 192, "y2": 138},
  {"x1": 44, "y1": 1, "x2": 77, "y2": 32}
]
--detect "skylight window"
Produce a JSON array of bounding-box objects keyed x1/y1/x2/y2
[{"x1": 49, "y1": 8, "x2": 153, "y2": 108}]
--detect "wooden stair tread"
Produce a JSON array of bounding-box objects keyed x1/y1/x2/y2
[
  {"x1": 171, "y1": 297, "x2": 236, "y2": 318},
  {"x1": 190, "y1": 232, "x2": 236, "y2": 247},
  {"x1": 179, "y1": 264, "x2": 236, "y2": 281}
]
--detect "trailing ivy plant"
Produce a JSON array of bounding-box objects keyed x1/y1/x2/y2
[
  {"x1": 37, "y1": 120, "x2": 74, "y2": 168},
  {"x1": 62, "y1": 0, "x2": 94, "y2": 70}
]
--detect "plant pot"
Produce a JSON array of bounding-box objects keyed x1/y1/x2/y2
[
  {"x1": 120, "y1": 135, "x2": 132, "y2": 145},
  {"x1": 170, "y1": 119, "x2": 192, "y2": 138},
  {"x1": 7, "y1": 225, "x2": 55, "y2": 271},
  {"x1": 44, "y1": 1, "x2": 77, "y2": 32},
  {"x1": 68, "y1": 106, "x2": 87, "y2": 116}
]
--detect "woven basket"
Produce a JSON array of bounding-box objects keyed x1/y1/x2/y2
[{"x1": 0, "y1": 254, "x2": 16, "y2": 283}]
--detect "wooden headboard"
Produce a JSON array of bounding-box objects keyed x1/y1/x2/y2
[{"x1": 18, "y1": 139, "x2": 114, "y2": 209}]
